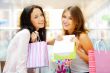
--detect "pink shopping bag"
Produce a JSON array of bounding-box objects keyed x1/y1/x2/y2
[
  {"x1": 89, "y1": 50, "x2": 110, "y2": 73},
  {"x1": 26, "y1": 41, "x2": 49, "y2": 68},
  {"x1": 89, "y1": 50, "x2": 96, "y2": 73},
  {"x1": 95, "y1": 50, "x2": 110, "y2": 73}
]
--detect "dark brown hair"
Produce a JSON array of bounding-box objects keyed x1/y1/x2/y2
[
  {"x1": 62, "y1": 6, "x2": 88, "y2": 37},
  {"x1": 20, "y1": 5, "x2": 46, "y2": 41}
]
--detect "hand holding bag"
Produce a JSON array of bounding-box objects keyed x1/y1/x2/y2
[
  {"x1": 52, "y1": 35, "x2": 76, "y2": 61},
  {"x1": 26, "y1": 34, "x2": 49, "y2": 68}
]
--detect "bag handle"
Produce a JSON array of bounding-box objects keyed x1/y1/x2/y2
[{"x1": 34, "y1": 31, "x2": 41, "y2": 42}]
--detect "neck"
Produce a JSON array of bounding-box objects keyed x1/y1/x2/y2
[
  {"x1": 36, "y1": 27, "x2": 39, "y2": 31},
  {"x1": 68, "y1": 28, "x2": 74, "y2": 35}
]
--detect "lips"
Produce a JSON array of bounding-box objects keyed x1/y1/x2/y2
[
  {"x1": 63, "y1": 23, "x2": 69, "y2": 26},
  {"x1": 38, "y1": 23, "x2": 44, "y2": 25},
  {"x1": 39, "y1": 23, "x2": 44, "y2": 24}
]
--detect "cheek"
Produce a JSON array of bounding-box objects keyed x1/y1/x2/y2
[
  {"x1": 43, "y1": 17, "x2": 45, "y2": 21},
  {"x1": 62, "y1": 18, "x2": 67, "y2": 24},
  {"x1": 71, "y1": 23, "x2": 75, "y2": 30},
  {"x1": 32, "y1": 20, "x2": 38, "y2": 27},
  {"x1": 40, "y1": 16, "x2": 45, "y2": 22},
  {"x1": 70, "y1": 20, "x2": 75, "y2": 26}
]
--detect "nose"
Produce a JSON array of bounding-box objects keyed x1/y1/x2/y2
[
  {"x1": 63, "y1": 19, "x2": 68, "y2": 24},
  {"x1": 38, "y1": 16, "x2": 42, "y2": 19},
  {"x1": 38, "y1": 16, "x2": 44, "y2": 21}
]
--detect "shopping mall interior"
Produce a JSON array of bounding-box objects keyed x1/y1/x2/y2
[{"x1": 0, "y1": 0, "x2": 110, "y2": 73}]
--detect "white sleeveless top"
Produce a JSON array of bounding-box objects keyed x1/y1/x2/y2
[{"x1": 71, "y1": 52, "x2": 89, "y2": 73}]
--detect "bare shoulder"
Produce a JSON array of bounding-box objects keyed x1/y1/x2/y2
[
  {"x1": 79, "y1": 33, "x2": 92, "y2": 44},
  {"x1": 79, "y1": 32, "x2": 93, "y2": 51},
  {"x1": 79, "y1": 33, "x2": 89, "y2": 40}
]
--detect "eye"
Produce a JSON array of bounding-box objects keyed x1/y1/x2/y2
[
  {"x1": 40, "y1": 14, "x2": 43, "y2": 16},
  {"x1": 62, "y1": 15, "x2": 66, "y2": 18},
  {"x1": 35, "y1": 15, "x2": 38, "y2": 18},
  {"x1": 69, "y1": 17, "x2": 72, "y2": 20}
]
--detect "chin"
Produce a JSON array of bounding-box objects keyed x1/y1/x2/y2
[
  {"x1": 63, "y1": 27, "x2": 69, "y2": 30},
  {"x1": 40, "y1": 25, "x2": 45, "y2": 28}
]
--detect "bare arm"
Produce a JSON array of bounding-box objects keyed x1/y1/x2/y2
[{"x1": 77, "y1": 33, "x2": 94, "y2": 64}]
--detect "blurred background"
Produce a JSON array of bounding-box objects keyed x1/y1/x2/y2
[{"x1": 0, "y1": 0, "x2": 110, "y2": 72}]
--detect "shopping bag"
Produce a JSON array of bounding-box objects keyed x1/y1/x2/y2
[
  {"x1": 89, "y1": 40, "x2": 110, "y2": 73},
  {"x1": 88, "y1": 50, "x2": 96, "y2": 73},
  {"x1": 52, "y1": 35, "x2": 76, "y2": 61},
  {"x1": 26, "y1": 41, "x2": 49, "y2": 68},
  {"x1": 95, "y1": 39, "x2": 110, "y2": 73},
  {"x1": 55, "y1": 60, "x2": 72, "y2": 73},
  {"x1": 95, "y1": 50, "x2": 110, "y2": 73}
]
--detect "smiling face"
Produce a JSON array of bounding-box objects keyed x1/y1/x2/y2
[
  {"x1": 31, "y1": 8, "x2": 45, "y2": 30},
  {"x1": 62, "y1": 10, "x2": 75, "y2": 34}
]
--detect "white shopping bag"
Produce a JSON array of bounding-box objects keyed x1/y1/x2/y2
[{"x1": 52, "y1": 35, "x2": 76, "y2": 61}]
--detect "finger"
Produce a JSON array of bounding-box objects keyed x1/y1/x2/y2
[
  {"x1": 33, "y1": 32, "x2": 37, "y2": 37},
  {"x1": 55, "y1": 34, "x2": 63, "y2": 41},
  {"x1": 31, "y1": 32, "x2": 37, "y2": 42},
  {"x1": 31, "y1": 31, "x2": 37, "y2": 34},
  {"x1": 31, "y1": 34, "x2": 36, "y2": 39},
  {"x1": 34, "y1": 31, "x2": 38, "y2": 35}
]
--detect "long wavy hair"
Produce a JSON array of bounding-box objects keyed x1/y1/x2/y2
[
  {"x1": 62, "y1": 6, "x2": 88, "y2": 37},
  {"x1": 20, "y1": 5, "x2": 46, "y2": 42}
]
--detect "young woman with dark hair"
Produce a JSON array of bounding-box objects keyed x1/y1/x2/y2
[{"x1": 3, "y1": 5, "x2": 46, "y2": 73}]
